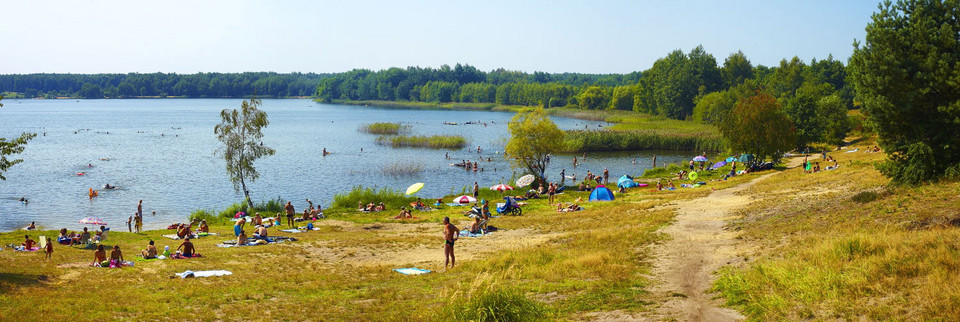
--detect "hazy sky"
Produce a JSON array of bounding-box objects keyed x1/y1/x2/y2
[{"x1": 1, "y1": 0, "x2": 879, "y2": 74}]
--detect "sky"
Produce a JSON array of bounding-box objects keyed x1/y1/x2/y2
[{"x1": 0, "y1": 0, "x2": 879, "y2": 74}]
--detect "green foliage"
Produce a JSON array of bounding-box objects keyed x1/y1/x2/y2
[
  {"x1": 331, "y1": 186, "x2": 415, "y2": 210},
  {"x1": 850, "y1": 0, "x2": 960, "y2": 184},
  {"x1": 564, "y1": 130, "x2": 725, "y2": 152},
  {"x1": 850, "y1": 191, "x2": 878, "y2": 203},
  {"x1": 720, "y1": 93, "x2": 795, "y2": 164},
  {"x1": 818, "y1": 94, "x2": 853, "y2": 145},
  {"x1": 359, "y1": 122, "x2": 406, "y2": 135},
  {"x1": 188, "y1": 209, "x2": 224, "y2": 225},
  {"x1": 578, "y1": 86, "x2": 610, "y2": 110},
  {"x1": 375, "y1": 135, "x2": 466, "y2": 149},
  {"x1": 505, "y1": 108, "x2": 565, "y2": 181},
  {"x1": 640, "y1": 46, "x2": 723, "y2": 120},
  {"x1": 439, "y1": 287, "x2": 548, "y2": 321},
  {"x1": 722, "y1": 50, "x2": 754, "y2": 88},
  {"x1": 609, "y1": 85, "x2": 635, "y2": 110},
  {"x1": 0, "y1": 96, "x2": 37, "y2": 180},
  {"x1": 215, "y1": 197, "x2": 287, "y2": 219},
  {"x1": 0, "y1": 72, "x2": 323, "y2": 98},
  {"x1": 214, "y1": 97, "x2": 276, "y2": 207}
]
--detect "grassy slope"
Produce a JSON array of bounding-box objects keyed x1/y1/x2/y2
[
  {"x1": 713, "y1": 137, "x2": 960, "y2": 320},
  {"x1": 0, "y1": 170, "x2": 762, "y2": 320}
]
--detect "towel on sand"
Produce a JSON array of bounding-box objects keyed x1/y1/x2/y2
[
  {"x1": 393, "y1": 268, "x2": 431, "y2": 275},
  {"x1": 175, "y1": 270, "x2": 232, "y2": 279},
  {"x1": 170, "y1": 253, "x2": 203, "y2": 259},
  {"x1": 459, "y1": 230, "x2": 485, "y2": 238}
]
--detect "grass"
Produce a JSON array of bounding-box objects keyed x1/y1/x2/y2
[
  {"x1": 549, "y1": 107, "x2": 727, "y2": 152},
  {"x1": 376, "y1": 135, "x2": 467, "y2": 149},
  {"x1": 331, "y1": 186, "x2": 417, "y2": 211},
  {"x1": 711, "y1": 137, "x2": 960, "y2": 320},
  {"x1": 360, "y1": 122, "x2": 408, "y2": 135}
]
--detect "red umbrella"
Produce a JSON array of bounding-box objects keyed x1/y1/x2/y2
[
  {"x1": 489, "y1": 184, "x2": 514, "y2": 192},
  {"x1": 453, "y1": 195, "x2": 477, "y2": 204}
]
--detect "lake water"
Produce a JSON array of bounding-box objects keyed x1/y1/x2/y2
[{"x1": 0, "y1": 99, "x2": 687, "y2": 231}]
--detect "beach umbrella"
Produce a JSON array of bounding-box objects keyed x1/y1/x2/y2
[
  {"x1": 453, "y1": 195, "x2": 477, "y2": 204},
  {"x1": 726, "y1": 157, "x2": 737, "y2": 163},
  {"x1": 693, "y1": 156, "x2": 709, "y2": 162},
  {"x1": 739, "y1": 154, "x2": 755, "y2": 163},
  {"x1": 490, "y1": 184, "x2": 513, "y2": 192},
  {"x1": 710, "y1": 161, "x2": 727, "y2": 170},
  {"x1": 515, "y1": 174, "x2": 535, "y2": 188},
  {"x1": 405, "y1": 182, "x2": 424, "y2": 196},
  {"x1": 78, "y1": 217, "x2": 107, "y2": 225}
]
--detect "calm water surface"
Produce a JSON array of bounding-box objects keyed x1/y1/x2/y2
[{"x1": 0, "y1": 99, "x2": 687, "y2": 231}]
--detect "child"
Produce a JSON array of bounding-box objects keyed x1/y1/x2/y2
[
  {"x1": 44, "y1": 237, "x2": 53, "y2": 259},
  {"x1": 126, "y1": 216, "x2": 133, "y2": 232}
]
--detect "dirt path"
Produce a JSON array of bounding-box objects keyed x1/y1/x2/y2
[{"x1": 646, "y1": 158, "x2": 803, "y2": 321}]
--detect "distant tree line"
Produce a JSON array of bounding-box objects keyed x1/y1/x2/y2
[
  {"x1": 317, "y1": 47, "x2": 855, "y2": 148},
  {"x1": 0, "y1": 72, "x2": 327, "y2": 98}
]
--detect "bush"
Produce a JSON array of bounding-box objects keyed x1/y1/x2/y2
[
  {"x1": 332, "y1": 186, "x2": 415, "y2": 210},
  {"x1": 563, "y1": 130, "x2": 725, "y2": 152},
  {"x1": 188, "y1": 209, "x2": 224, "y2": 225},
  {"x1": 851, "y1": 191, "x2": 878, "y2": 203},
  {"x1": 439, "y1": 288, "x2": 547, "y2": 321},
  {"x1": 360, "y1": 122, "x2": 407, "y2": 135},
  {"x1": 216, "y1": 197, "x2": 287, "y2": 219}
]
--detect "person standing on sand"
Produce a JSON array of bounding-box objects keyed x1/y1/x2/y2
[
  {"x1": 443, "y1": 217, "x2": 459, "y2": 269},
  {"x1": 284, "y1": 201, "x2": 295, "y2": 228},
  {"x1": 134, "y1": 214, "x2": 142, "y2": 234},
  {"x1": 473, "y1": 182, "x2": 479, "y2": 198}
]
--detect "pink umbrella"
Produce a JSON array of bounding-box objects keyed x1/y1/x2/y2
[
  {"x1": 453, "y1": 195, "x2": 477, "y2": 204},
  {"x1": 78, "y1": 217, "x2": 108, "y2": 225},
  {"x1": 490, "y1": 184, "x2": 514, "y2": 192}
]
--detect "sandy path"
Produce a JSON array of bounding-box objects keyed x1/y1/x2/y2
[{"x1": 646, "y1": 158, "x2": 803, "y2": 321}]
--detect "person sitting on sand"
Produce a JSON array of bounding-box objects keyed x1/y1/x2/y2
[
  {"x1": 237, "y1": 230, "x2": 248, "y2": 245},
  {"x1": 176, "y1": 238, "x2": 196, "y2": 257},
  {"x1": 578, "y1": 182, "x2": 586, "y2": 191},
  {"x1": 394, "y1": 207, "x2": 411, "y2": 219},
  {"x1": 252, "y1": 213, "x2": 263, "y2": 226},
  {"x1": 365, "y1": 202, "x2": 376, "y2": 212},
  {"x1": 141, "y1": 240, "x2": 158, "y2": 259},
  {"x1": 667, "y1": 180, "x2": 676, "y2": 190},
  {"x1": 678, "y1": 170, "x2": 687, "y2": 181},
  {"x1": 176, "y1": 224, "x2": 192, "y2": 239},
  {"x1": 301, "y1": 208, "x2": 310, "y2": 222},
  {"x1": 656, "y1": 180, "x2": 663, "y2": 191},
  {"x1": 110, "y1": 245, "x2": 124, "y2": 263},
  {"x1": 357, "y1": 201, "x2": 365, "y2": 211},
  {"x1": 198, "y1": 220, "x2": 209, "y2": 233},
  {"x1": 94, "y1": 244, "x2": 107, "y2": 266},
  {"x1": 76, "y1": 227, "x2": 91, "y2": 245},
  {"x1": 58, "y1": 228, "x2": 71, "y2": 245},
  {"x1": 253, "y1": 225, "x2": 269, "y2": 240},
  {"x1": 813, "y1": 162, "x2": 821, "y2": 173},
  {"x1": 468, "y1": 217, "x2": 483, "y2": 234},
  {"x1": 436, "y1": 198, "x2": 443, "y2": 206}
]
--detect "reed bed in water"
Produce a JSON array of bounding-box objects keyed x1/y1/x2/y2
[
  {"x1": 359, "y1": 122, "x2": 408, "y2": 135},
  {"x1": 376, "y1": 135, "x2": 467, "y2": 149},
  {"x1": 382, "y1": 162, "x2": 424, "y2": 177},
  {"x1": 563, "y1": 129, "x2": 726, "y2": 152}
]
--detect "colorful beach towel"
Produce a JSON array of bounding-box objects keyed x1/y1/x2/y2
[
  {"x1": 393, "y1": 268, "x2": 431, "y2": 275},
  {"x1": 459, "y1": 229, "x2": 485, "y2": 238}
]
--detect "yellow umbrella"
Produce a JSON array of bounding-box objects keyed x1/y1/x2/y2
[{"x1": 405, "y1": 182, "x2": 424, "y2": 195}]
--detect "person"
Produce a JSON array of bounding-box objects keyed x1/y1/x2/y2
[
  {"x1": 473, "y1": 182, "x2": 479, "y2": 198},
  {"x1": 126, "y1": 216, "x2": 133, "y2": 232},
  {"x1": 77, "y1": 227, "x2": 91, "y2": 245},
  {"x1": 141, "y1": 240, "x2": 157, "y2": 259},
  {"x1": 234, "y1": 217, "x2": 246, "y2": 237},
  {"x1": 357, "y1": 201, "x2": 365, "y2": 211},
  {"x1": 301, "y1": 208, "x2": 310, "y2": 222},
  {"x1": 137, "y1": 199, "x2": 143, "y2": 218},
  {"x1": 469, "y1": 217, "x2": 482, "y2": 234},
  {"x1": 134, "y1": 213, "x2": 143, "y2": 234},
  {"x1": 306, "y1": 198, "x2": 313, "y2": 210},
  {"x1": 578, "y1": 182, "x2": 586, "y2": 191},
  {"x1": 560, "y1": 169, "x2": 566, "y2": 186},
  {"x1": 443, "y1": 217, "x2": 459, "y2": 269},
  {"x1": 656, "y1": 180, "x2": 663, "y2": 191},
  {"x1": 667, "y1": 180, "x2": 676, "y2": 190},
  {"x1": 198, "y1": 220, "x2": 209, "y2": 233},
  {"x1": 44, "y1": 237, "x2": 53, "y2": 259},
  {"x1": 177, "y1": 224, "x2": 193, "y2": 239},
  {"x1": 237, "y1": 230, "x2": 248, "y2": 245},
  {"x1": 284, "y1": 201, "x2": 295, "y2": 228},
  {"x1": 252, "y1": 213, "x2": 263, "y2": 226},
  {"x1": 394, "y1": 207, "x2": 412, "y2": 219},
  {"x1": 603, "y1": 168, "x2": 609, "y2": 184},
  {"x1": 253, "y1": 225, "x2": 269, "y2": 240},
  {"x1": 27, "y1": 222, "x2": 36, "y2": 230},
  {"x1": 813, "y1": 162, "x2": 821, "y2": 173},
  {"x1": 94, "y1": 244, "x2": 107, "y2": 266},
  {"x1": 573, "y1": 156, "x2": 578, "y2": 167},
  {"x1": 481, "y1": 199, "x2": 490, "y2": 217},
  {"x1": 376, "y1": 202, "x2": 385, "y2": 212},
  {"x1": 110, "y1": 245, "x2": 124, "y2": 263},
  {"x1": 22, "y1": 235, "x2": 36, "y2": 249},
  {"x1": 58, "y1": 228, "x2": 71, "y2": 245},
  {"x1": 548, "y1": 182, "x2": 556, "y2": 204},
  {"x1": 689, "y1": 160, "x2": 695, "y2": 170},
  {"x1": 177, "y1": 238, "x2": 196, "y2": 257},
  {"x1": 653, "y1": 154, "x2": 657, "y2": 168}
]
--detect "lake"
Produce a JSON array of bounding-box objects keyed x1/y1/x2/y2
[{"x1": 0, "y1": 99, "x2": 687, "y2": 231}]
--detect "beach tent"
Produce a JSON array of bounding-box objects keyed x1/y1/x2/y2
[
  {"x1": 617, "y1": 175, "x2": 639, "y2": 189},
  {"x1": 589, "y1": 185, "x2": 615, "y2": 202}
]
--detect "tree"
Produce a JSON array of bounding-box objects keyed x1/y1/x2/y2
[
  {"x1": 214, "y1": 97, "x2": 275, "y2": 208},
  {"x1": 609, "y1": 85, "x2": 635, "y2": 110},
  {"x1": 0, "y1": 95, "x2": 37, "y2": 180},
  {"x1": 505, "y1": 108, "x2": 565, "y2": 182},
  {"x1": 578, "y1": 86, "x2": 609, "y2": 110},
  {"x1": 782, "y1": 82, "x2": 831, "y2": 147},
  {"x1": 78, "y1": 83, "x2": 103, "y2": 98},
  {"x1": 818, "y1": 94, "x2": 852, "y2": 145},
  {"x1": 850, "y1": 0, "x2": 960, "y2": 184},
  {"x1": 722, "y1": 50, "x2": 754, "y2": 88},
  {"x1": 720, "y1": 93, "x2": 795, "y2": 164}
]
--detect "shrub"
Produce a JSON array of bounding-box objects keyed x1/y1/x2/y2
[
  {"x1": 216, "y1": 197, "x2": 287, "y2": 219},
  {"x1": 439, "y1": 288, "x2": 547, "y2": 321},
  {"x1": 563, "y1": 130, "x2": 725, "y2": 152},
  {"x1": 188, "y1": 209, "x2": 224, "y2": 225}
]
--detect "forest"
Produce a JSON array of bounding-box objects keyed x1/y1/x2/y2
[{"x1": 0, "y1": 72, "x2": 326, "y2": 98}]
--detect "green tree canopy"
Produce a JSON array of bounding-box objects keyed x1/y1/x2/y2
[
  {"x1": 214, "y1": 97, "x2": 276, "y2": 207},
  {"x1": 578, "y1": 86, "x2": 609, "y2": 110},
  {"x1": 0, "y1": 95, "x2": 37, "y2": 180},
  {"x1": 720, "y1": 93, "x2": 796, "y2": 164},
  {"x1": 505, "y1": 108, "x2": 565, "y2": 182},
  {"x1": 850, "y1": 0, "x2": 960, "y2": 184}
]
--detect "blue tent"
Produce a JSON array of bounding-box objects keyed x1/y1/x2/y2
[
  {"x1": 589, "y1": 185, "x2": 615, "y2": 202},
  {"x1": 617, "y1": 175, "x2": 639, "y2": 189}
]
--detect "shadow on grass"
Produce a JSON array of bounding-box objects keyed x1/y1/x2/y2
[{"x1": 0, "y1": 272, "x2": 48, "y2": 294}]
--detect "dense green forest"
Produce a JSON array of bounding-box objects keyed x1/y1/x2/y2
[
  {"x1": 0, "y1": 72, "x2": 326, "y2": 98},
  {"x1": 316, "y1": 46, "x2": 855, "y2": 147}
]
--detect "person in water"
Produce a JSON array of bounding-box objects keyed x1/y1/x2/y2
[{"x1": 27, "y1": 222, "x2": 36, "y2": 230}]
